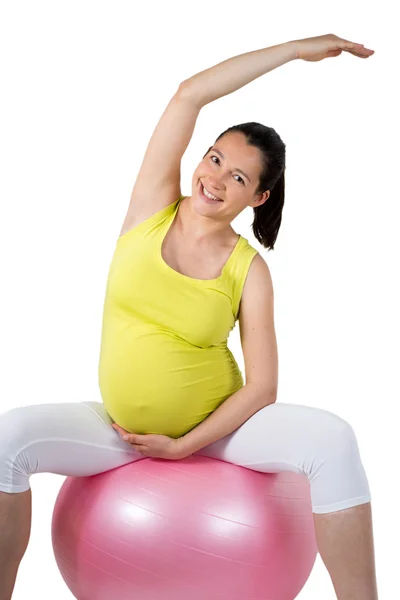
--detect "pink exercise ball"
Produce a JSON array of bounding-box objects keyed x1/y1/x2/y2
[{"x1": 52, "y1": 456, "x2": 317, "y2": 600}]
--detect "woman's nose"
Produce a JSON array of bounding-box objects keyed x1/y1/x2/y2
[{"x1": 206, "y1": 176, "x2": 224, "y2": 191}]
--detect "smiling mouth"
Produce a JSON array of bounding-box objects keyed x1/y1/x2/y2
[{"x1": 200, "y1": 182, "x2": 223, "y2": 202}]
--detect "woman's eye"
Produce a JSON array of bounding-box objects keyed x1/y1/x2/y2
[{"x1": 210, "y1": 155, "x2": 244, "y2": 184}]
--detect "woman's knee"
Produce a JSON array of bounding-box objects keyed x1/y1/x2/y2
[
  {"x1": 309, "y1": 418, "x2": 371, "y2": 512},
  {"x1": 278, "y1": 403, "x2": 358, "y2": 458},
  {"x1": 0, "y1": 407, "x2": 35, "y2": 492},
  {"x1": 282, "y1": 403, "x2": 357, "y2": 460},
  {"x1": 275, "y1": 405, "x2": 362, "y2": 480},
  {"x1": 317, "y1": 413, "x2": 356, "y2": 453},
  {"x1": 305, "y1": 411, "x2": 365, "y2": 480},
  {"x1": 0, "y1": 406, "x2": 32, "y2": 451}
]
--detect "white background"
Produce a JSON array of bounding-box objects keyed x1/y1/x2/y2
[{"x1": 0, "y1": 1, "x2": 397, "y2": 598}]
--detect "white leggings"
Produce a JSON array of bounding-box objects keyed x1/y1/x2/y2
[{"x1": 0, "y1": 400, "x2": 372, "y2": 514}]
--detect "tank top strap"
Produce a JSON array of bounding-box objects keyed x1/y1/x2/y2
[{"x1": 228, "y1": 237, "x2": 259, "y2": 321}]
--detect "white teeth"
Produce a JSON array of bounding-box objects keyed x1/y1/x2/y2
[{"x1": 202, "y1": 184, "x2": 221, "y2": 202}]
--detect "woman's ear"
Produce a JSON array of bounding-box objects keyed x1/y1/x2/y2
[{"x1": 253, "y1": 189, "x2": 270, "y2": 208}]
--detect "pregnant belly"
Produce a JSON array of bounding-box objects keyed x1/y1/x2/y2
[{"x1": 98, "y1": 331, "x2": 243, "y2": 438}]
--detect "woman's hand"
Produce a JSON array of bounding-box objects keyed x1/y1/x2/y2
[
  {"x1": 294, "y1": 34, "x2": 374, "y2": 62},
  {"x1": 112, "y1": 422, "x2": 189, "y2": 460}
]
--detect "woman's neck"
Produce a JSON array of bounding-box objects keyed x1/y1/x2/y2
[{"x1": 177, "y1": 196, "x2": 236, "y2": 246}]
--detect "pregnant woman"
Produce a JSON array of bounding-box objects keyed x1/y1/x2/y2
[{"x1": 0, "y1": 34, "x2": 377, "y2": 599}]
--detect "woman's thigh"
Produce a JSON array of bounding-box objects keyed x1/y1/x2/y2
[
  {"x1": 195, "y1": 402, "x2": 350, "y2": 469},
  {"x1": 0, "y1": 401, "x2": 144, "y2": 493},
  {"x1": 196, "y1": 402, "x2": 372, "y2": 513}
]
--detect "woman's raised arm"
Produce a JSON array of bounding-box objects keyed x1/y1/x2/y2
[
  {"x1": 121, "y1": 85, "x2": 202, "y2": 237},
  {"x1": 180, "y1": 34, "x2": 374, "y2": 107}
]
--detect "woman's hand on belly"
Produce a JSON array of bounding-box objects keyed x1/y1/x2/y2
[{"x1": 112, "y1": 423, "x2": 189, "y2": 460}]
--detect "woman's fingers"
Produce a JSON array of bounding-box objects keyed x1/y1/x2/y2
[
  {"x1": 351, "y1": 48, "x2": 375, "y2": 58},
  {"x1": 296, "y1": 34, "x2": 374, "y2": 62},
  {"x1": 337, "y1": 40, "x2": 374, "y2": 57},
  {"x1": 112, "y1": 423, "x2": 131, "y2": 440},
  {"x1": 112, "y1": 423, "x2": 125, "y2": 434}
]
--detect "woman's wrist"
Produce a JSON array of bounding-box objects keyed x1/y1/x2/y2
[{"x1": 287, "y1": 40, "x2": 300, "y2": 60}]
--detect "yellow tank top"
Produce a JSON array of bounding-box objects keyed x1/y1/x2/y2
[{"x1": 98, "y1": 196, "x2": 258, "y2": 438}]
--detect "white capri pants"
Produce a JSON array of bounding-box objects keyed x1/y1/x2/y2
[{"x1": 0, "y1": 400, "x2": 372, "y2": 514}]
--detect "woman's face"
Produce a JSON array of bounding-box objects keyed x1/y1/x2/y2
[{"x1": 191, "y1": 132, "x2": 270, "y2": 219}]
